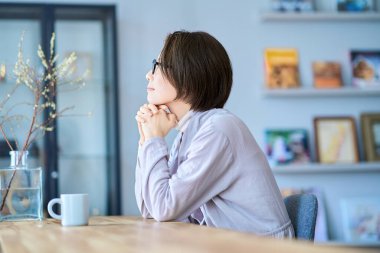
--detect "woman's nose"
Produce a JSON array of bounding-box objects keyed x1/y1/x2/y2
[{"x1": 146, "y1": 71, "x2": 152, "y2": 81}]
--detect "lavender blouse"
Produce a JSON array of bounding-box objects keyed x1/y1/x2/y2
[{"x1": 135, "y1": 109, "x2": 294, "y2": 238}]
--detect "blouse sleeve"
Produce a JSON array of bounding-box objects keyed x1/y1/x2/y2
[
  {"x1": 135, "y1": 146, "x2": 153, "y2": 218},
  {"x1": 138, "y1": 123, "x2": 234, "y2": 222}
]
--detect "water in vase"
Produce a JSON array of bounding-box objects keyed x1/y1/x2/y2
[{"x1": 0, "y1": 186, "x2": 42, "y2": 221}]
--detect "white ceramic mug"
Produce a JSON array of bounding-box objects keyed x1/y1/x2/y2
[{"x1": 48, "y1": 194, "x2": 89, "y2": 226}]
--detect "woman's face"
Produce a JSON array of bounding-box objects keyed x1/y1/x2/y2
[{"x1": 146, "y1": 60, "x2": 177, "y2": 106}]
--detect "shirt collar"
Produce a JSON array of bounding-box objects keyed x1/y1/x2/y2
[{"x1": 175, "y1": 110, "x2": 194, "y2": 133}]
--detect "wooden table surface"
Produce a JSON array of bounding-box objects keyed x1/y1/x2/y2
[{"x1": 0, "y1": 216, "x2": 376, "y2": 253}]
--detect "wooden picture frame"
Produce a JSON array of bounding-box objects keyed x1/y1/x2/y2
[
  {"x1": 314, "y1": 117, "x2": 359, "y2": 163},
  {"x1": 361, "y1": 113, "x2": 380, "y2": 161}
]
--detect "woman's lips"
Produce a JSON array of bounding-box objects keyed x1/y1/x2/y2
[{"x1": 147, "y1": 87, "x2": 155, "y2": 92}]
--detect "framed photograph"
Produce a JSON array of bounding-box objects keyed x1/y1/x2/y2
[
  {"x1": 361, "y1": 113, "x2": 380, "y2": 161},
  {"x1": 351, "y1": 50, "x2": 380, "y2": 87},
  {"x1": 340, "y1": 197, "x2": 380, "y2": 242},
  {"x1": 265, "y1": 129, "x2": 310, "y2": 166},
  {"x1": 314, "y1": 117, "x2": 359, "y2": 163}
]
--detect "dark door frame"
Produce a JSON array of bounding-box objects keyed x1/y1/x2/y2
[{"x1": 0, "y1": 3, "x2": 121, "y2": 215}]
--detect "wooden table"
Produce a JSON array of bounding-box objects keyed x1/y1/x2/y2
[{"x1": 0, "y1": 216, "x2": 376, "y2": 253}]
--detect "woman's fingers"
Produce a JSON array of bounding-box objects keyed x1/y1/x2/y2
[
  {"x1": 137, "y1": 110, "x2": 153, "y2": 122},
  {"x1": 139, "y1": 105, "x2": 153, "y2": 116},
  {"x1": 135, "y1": 114, "x2": 146, "y2": 123},
  {"x1": 147, "y1": 104, "x2": 159, "y2": 114},
  {"x1": 158, "y1": 104, "x2": 170, "y2": 113},
  {"x1": 138, "y1": 103, "x2": 160, "y2": 116}
]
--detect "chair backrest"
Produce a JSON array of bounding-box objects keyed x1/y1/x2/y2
[{"x1": 284, "y1": 193, "x2": 318, "y2": 241}]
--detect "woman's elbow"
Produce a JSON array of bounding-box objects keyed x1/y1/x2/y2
[{"x1": 151, "y1": 208, "x2": 176, "y2": 222}]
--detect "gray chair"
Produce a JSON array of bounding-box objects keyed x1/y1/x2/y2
[{"x1": 284, "y1": 193, "x2": 318, "y2": 241}]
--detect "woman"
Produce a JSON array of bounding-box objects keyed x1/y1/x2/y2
[{"x1": 135, "y1": 31, "x2": 294, "y2": 238}]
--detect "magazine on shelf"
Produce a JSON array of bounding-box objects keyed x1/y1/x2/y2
[
  {"x1": 337, "y1": 0, "x2": 374, "y2": 12},
  {"x1": 271, "y1": 0, "x2": 315, "y2": 12},
  {"x1": 312, "y1": 61, "x2": 342, "y2": 89},
  {"x1": 350, "y1": 50, "x2": 380, "y2": 87},
  {"x1": 265, "y1": 129, "x2": 310, "y2": 167},
  {"x1": 264, "y1": 48, "x2": 300, "y2": 89}
]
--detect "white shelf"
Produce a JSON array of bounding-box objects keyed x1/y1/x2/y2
[
  {"x1": 262, "y1": 86, "x2": 380, "y2": 97},
  {"x1": 272, "y1": 162, "x2": 380, "y2": 174},
  {"x1": 261, "y1": 12, "x2": 380, "y2": 22}
]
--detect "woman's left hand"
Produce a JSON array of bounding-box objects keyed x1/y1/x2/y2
[{"x1": 136, "y1": 104, "x2": 177, "y2": 142}]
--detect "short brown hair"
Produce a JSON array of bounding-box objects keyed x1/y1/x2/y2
[{"x1": 159, "y1": 31, "x2": 233, "y2": 111}]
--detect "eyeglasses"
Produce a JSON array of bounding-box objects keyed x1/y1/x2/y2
[{"x1": 152, "y1": 59, "x2": 161, "y2": 75}]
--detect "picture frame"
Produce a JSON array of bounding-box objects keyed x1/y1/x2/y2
[
  {"x1": 361, "y1": 113, "x2": 380, "y2": 161},
  {"x1": 314, "y1": 117, "x2": 359, "y2": 163},
  {"x1": 340, "y1": 197, "x2": 380, "y2": 242}
]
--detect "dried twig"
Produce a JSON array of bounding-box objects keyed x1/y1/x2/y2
[{"x1": 0, "y1": 32, "x2": 89, "y2": 212}]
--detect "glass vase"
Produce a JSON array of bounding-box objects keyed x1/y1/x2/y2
[{"x1": 0, "y1": 151, "x2": 43, "y2": 221}]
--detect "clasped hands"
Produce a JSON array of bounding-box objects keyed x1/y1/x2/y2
[{"x1": 135, "y1": 104, "x2": 178, "y2": 145}]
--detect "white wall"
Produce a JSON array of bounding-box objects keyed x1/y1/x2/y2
[{"x1": 2, "y1": 0, "x2": 380, "y2": 242}]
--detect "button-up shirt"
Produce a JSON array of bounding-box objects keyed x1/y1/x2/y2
[{"x1": 135, "y1": 108, "x2": 294, "y2": 238}]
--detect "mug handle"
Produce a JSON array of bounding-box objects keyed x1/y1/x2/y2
[{"x1": 47, "y1": 198, "x2": 62, "y2": 220}]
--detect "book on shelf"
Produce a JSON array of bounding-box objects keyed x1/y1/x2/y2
[
  {"x1": 312, "y1": 61, "x2": 343, "y2": 89},
  {"x1": 351, "y1": 50, "x2": 380, "y2": 87},
  {"x1": 265, "y1": 129, "x2": 310, "y2": 167},
  {"x1": 337, "y1": 0, "x2": 374, "y2": 12},
  {"x1": 264, "y1": 48, "x2": 300, "y2": 89},
  {"x1": 271, "y1": 0, "x2": 315, "y2": 12}
]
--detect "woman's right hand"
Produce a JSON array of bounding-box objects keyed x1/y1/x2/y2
[
  {"x1": 137, "y1": 122, "x2": 145, "y2": 146},
  {"x1": 135, "y1": 104, "x2": 159, "y2": 146},
  {"x1": 135, "y1": 104, "x2": 177, "y2": 144}
]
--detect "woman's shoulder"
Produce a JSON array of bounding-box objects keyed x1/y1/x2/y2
[{"x1": 194, "y1": 109, "x2": 247, "y2": 135}]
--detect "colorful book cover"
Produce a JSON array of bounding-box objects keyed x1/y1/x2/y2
[
  {"x1": 312, "y1": 61, "x2": 342, "y2": 89},
  {"x1": 337, "y1": 0, "x2": 374, "y2": 12},
  {"x1": 264, "y1": 48, "x2": 300, "y2": 89},
  {"x1": 351, "y1": 50, "x2": 380, "y2": 87},
  {"x1": 265, "y1": 129, "x2": 310, "y2": 167},
  {"x1": 271, "y1": 0, "x2": 315, "y2": 12}
]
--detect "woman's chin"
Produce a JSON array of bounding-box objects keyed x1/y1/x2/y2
[
  {"x1": 147, "y1": 97, "x2": 161, "y2": 105},
  {"x1": 147, "y1": 96, "x2": 169, "y2": 106}
]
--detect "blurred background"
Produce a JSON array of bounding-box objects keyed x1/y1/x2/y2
[{"x1": 0, "y1": 0, "x2": 379, "y2": 246}]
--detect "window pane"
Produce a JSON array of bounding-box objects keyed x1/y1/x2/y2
[
  {"x1": 0, "y1": 20, "x2": 42, "y2": 168},
  {"x1": 55, "y1": 20, "x2": 107, "y2": 216}
]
